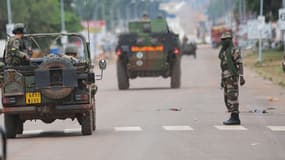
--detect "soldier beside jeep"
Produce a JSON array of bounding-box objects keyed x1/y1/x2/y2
[{"x1": 5, "y1": 23, "x2": 30, "y2": 66}]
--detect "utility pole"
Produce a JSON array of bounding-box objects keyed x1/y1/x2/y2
[
  {"x1": 239, "y1": 0, "x2": 242, "y2": 24},
  {"x1": 283, "y1": 0, "x2": 285, "y2": 55},
  {"x1": 6, "y1": 0, "x2": 14, "y2": 36},
  {"x1": 7, "y1": 0, "x2": 12, "y2": 24},
  {"x1": 242, "y1": 0, "x2": 246, "y2": 23},
  {"x1": 60, "y1": 0, "x2": 66, "y2": 32},
  {"x1": 223, "y1": 0, "x2": 226, "y2": 24},
  {"x1": 258, "y1": 0, "x2": 263, "y2": 63}
]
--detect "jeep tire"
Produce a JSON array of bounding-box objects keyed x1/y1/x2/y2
[
  {"x1": 4, "y1": 114, "x2": 18, "y2": 138},
  {"x1": 81, "y1": 111, "x2": 93, "y2": 135},
  {"x1": 92, "y1": 98, "x2": 96, "y2": 131},
  {"x1": 38, "y1": 57, "x2": 75, "y2": 99},
  {"x1": 171, "y1": 57, "x2": 181, "y2": 88},
  {"x1": 16, "y1": 121, "x2": 23, "y2": 135},
  {"x1": 117, "y1": 60, "x2": 129, "y2": 90}
]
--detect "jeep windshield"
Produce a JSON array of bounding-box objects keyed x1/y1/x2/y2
[{"x1": 23, "y1": 33, "x2": 89, "y2": 62}]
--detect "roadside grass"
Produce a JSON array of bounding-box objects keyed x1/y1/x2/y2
[{"x1": 243, "y1": 49, "x2": 285, "y2": 87}]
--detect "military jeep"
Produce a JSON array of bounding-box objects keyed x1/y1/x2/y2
[
  {"x1": 1, "y1": 33, "x2": 106, "y2": 138},
  {"x1": 116, "y1": 18, "x2": 181, "y2": 89}
]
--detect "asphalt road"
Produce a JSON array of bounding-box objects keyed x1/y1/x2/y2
[{"x1": 2, "y1": 45, "x2": 285, "y2": 160}]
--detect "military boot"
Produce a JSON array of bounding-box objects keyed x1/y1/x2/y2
[{"x1": 223, "y1": 113, "x2": 240, "y2": 125}]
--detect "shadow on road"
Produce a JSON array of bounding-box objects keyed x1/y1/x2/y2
[
  {"x1": 128, "y1": 87, "x2": 173, "y2": 91},
  {"x1": 16, "y1": 131, "x2": 82, "y2": 139}
]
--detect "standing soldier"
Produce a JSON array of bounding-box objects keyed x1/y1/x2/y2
[
  {"x1": 5, "y1": 23, "x2": 30, "y2": 66},
  {"x1": 219, "y1": 32, "x2": 245, "y2": 125}
]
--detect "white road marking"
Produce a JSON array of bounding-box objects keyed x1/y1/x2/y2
[
  {"x1": 64, "y1": 128, "x2": 81, "y2": 133},
  {"x1": 114, "y1": 126, "x2": 142, "y2": 132},
  {"x1": 215, "y1": 125, "x2": 248, "y2": 131},
  {"x1": 23, "y1": 130, "x2": 43, "y2": 135},
  {"x1": 162, "y1": 125, "x2": 193, "y2": 131},
  {"x1": 267, "y1": 126, "x2": 285, "y2": 131}
]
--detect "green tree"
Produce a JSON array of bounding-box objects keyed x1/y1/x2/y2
[
  {"x1": 0, "y1": 0, "x2": 82, "y2": 38},
  {"x1": 206, "y1": 0, "x2": 226, "y2": 23},
  {"x1": 246, "y1": 0, "x2": 282, "y2": 22}
]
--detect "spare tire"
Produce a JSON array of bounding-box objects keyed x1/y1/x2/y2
[{"x1": 36, "y1": 57, "x2": 76, "y2": 100}]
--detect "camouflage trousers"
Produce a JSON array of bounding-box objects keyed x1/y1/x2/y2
[{"x1": 223, "y1": 76, "x2": 239, "y2": 113}]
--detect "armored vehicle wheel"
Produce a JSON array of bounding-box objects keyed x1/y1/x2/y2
[
  {"x1": 92, "y1": 98, "x2": 96, "y2": 131},
  {"x1": 16, "y1": 122, "x2": 23, "y2": 134},
  {"x1": 81, "y1": 111, "x2": 93, "y2": 135},
  {"x1": 4, "y1": 114, "x2": 18, "y2": 138},
  {"x1": 92, "y1": 109, "x2": 96, "y2": 131},
  {"x1": 117, "y1": 60, "x2": 129, "y2": 90},
  {"x1": 171, "y1": 58, "x2": 181, "y2": 88}
]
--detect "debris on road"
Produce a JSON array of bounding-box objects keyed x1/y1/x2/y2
[
  {"x1": 267, "y1": 96, "x2": 279, "y2": 102},
  {"x1": 169, "y1": 108, "x2": 182, "y2": 112}
]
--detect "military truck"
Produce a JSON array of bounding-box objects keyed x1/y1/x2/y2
[
  {"x1": 116, "y1": 18, "x2": 181, "y2": 89},
  {"x1": 1, "y1": 33, "x2": 106, "y2": 138}
]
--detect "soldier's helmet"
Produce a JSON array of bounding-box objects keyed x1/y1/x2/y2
[
  {"x1": 143, "y1": 11, "x2": 148, "y2": 17},
  {"x1": 12, "y1": 23, "x2": 26, "y2": 34},
  {"x1": 221, "y1": 32, "x2": 232, "y2": 40},
  {"x1": 65, "y1": 44, "x2": 78, "y2": 56}
]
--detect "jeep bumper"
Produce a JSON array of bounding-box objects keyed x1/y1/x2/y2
[{"x1": 0, "y1": 104, "x2": 92, "y2": 115}]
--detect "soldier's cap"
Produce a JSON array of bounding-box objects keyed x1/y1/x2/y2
[
  {"x1": 65, "y1": 44, "x2": 78, "y2": 54},
  {"x1": 221, "y1": 32, "x2": 232, "y2": 40},
  {"x1": 12, "y1": 23, "x2": 26, "y2": 34}
]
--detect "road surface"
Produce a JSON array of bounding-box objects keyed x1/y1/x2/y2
[{"x1": 3, "y1": 45, "x2": 285, "y2": 160}]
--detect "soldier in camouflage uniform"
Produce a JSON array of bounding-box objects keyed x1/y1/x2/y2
[
  {"x1": 64, "y1": 43, "x2": 80, "y2": 63},
  {"x1": 5, "y1": 23, "x2": 30, "y2": 66},
  {"x1": 219, "y1": 32, "x2": 246, "y2": 125}
]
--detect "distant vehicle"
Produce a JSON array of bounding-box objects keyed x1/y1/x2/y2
[
  {"x1": 0, "y1": 33, "x2": 106, "y2": 138},
  {"x1": 116, "y1": 18, "x2": 181, "y2": 89},
  {"x1": 211, "y1": 25, "x2": 232, "y2": 48},
  {"x1": 181, "y1": 41, "x2": 197, "y2": 58}
]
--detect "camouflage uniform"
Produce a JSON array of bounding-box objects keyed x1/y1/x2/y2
[
  {"x1": 219, "y1": 32, "x2": 245, "y2": 125},
  {"x1": 219, "y1": 47, "x2": 242, "y2": 113},
  {"x1": 63, "y1": 44, "x2": 79, "y2": 63},
  {"x1": 5, "y1": 37, "x2": 28, "y2": 66},
  {"x1": 5, "y1": 23, "x2": 28, "y2": 66}
]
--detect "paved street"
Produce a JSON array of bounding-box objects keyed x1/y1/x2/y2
[{"x1": 3, "y1": 45, "x2": 285, "y2": 160}]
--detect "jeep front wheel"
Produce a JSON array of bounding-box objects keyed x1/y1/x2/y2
[
  {"x1": 4, "y1": 114, "x2": 18, "y2": 138},
  {"x1": 117, "y1": 60, "x2": 129, "y2": 90},
  {"x1": 171, "y1": 57, "x2": 181, "y2": 88},
  {"x1": 81, "y1": 111, "x2": 93, "y2": 135},
  {"x1": 16, "y1": 121, "x2": 23, "y2": 135},
  {"x1": 92, "y1": 98, "x2": 96, "y2": 131}
]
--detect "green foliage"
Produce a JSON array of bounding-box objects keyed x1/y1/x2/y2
[
  {"x1": 206, "y1": 0, "x2": 226, "y2": 21},
  {"x1": 244, "y1": 49, "x2": 285, "y2": 87},
  {"x1": 207, "y1": 0, "x2": 283, "y2": 22},
  {"x1": 245, "y1": 0, "x2": 282, "y2": 22},
  {"x1": 0, "y1": 0, "x2": 82, "y2": 38}
]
